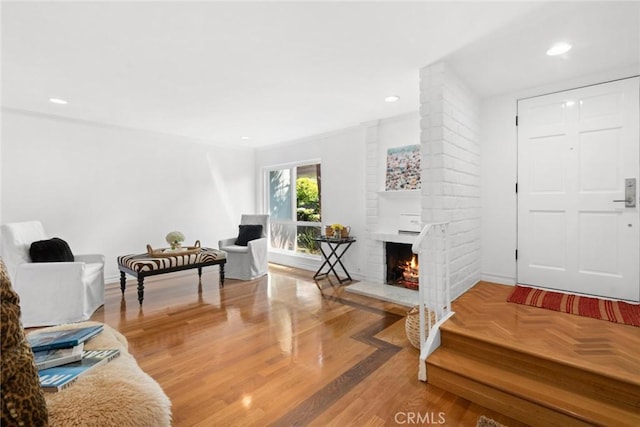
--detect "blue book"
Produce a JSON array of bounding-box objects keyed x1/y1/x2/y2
[
  {"x1": 38, "y1": 349, "x2": 121, "y2": 392},
  {"x1": 27, "y1": 325, "x2": 104, "y2": 352},
  {"x1": 34, "y1": 342, "x2": 84, "y2": 371}
]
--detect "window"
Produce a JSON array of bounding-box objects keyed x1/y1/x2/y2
[{"x1": 267, "y1": 163, "x2": 321, "y2": 255}]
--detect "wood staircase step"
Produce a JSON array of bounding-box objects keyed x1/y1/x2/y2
[
  {"x1": 427, "y1": 347, "x2": 639, "y2": 427},
  {"x1": 439, "y1": 326, "x2": 640, "y2": 409},
  {"x1": 424, "y1": 282, "x2": 640, "y2": 426}
]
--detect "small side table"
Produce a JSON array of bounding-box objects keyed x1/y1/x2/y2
[{"x1": 313, "y1": 236, "x2": 356, "y2": 284}]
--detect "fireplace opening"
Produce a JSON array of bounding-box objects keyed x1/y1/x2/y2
[{"x1": 385, "y1": 242, "x2": 419, "y2": 290}]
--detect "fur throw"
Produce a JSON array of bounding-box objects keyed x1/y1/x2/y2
[{"x1": 35, "y1": 322, "x2": 172, "y2": 427}]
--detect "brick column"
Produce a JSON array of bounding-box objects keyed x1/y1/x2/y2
[
  {"x1": 419, "y1": 62, "x2": 481, "y2": 298},
  {"x1": 363, "y1": 120, "x2": 384, "y2": 282}
]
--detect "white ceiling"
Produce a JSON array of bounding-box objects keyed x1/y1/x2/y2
[
  {"x1": 446, "y1": 1, "x2": 640, "y2": 98},
  {"x1": 2, "y1": 1, "x2": 639, "y2": 148}
]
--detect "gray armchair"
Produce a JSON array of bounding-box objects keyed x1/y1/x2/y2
[{"x1": 218, "y1": 214, "x2": 269, "y2": 280}]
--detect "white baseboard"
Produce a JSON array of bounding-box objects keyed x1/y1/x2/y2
[
  {"x1": 105, "y1": 274, "x2": 121, "y2": 286},
  {"x1": 267, "y1": 252, "x2": 367, "y2": 282},
  {"x1": 268, "y1": 252, "x2": 320, "y2": 272},
  {"x1": 480, "y1": 272, "x2": 516, "y2": 286}
]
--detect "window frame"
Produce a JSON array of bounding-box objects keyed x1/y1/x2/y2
[{"x1": 263, "y1": 159, "x2": 322, "y2": 258}]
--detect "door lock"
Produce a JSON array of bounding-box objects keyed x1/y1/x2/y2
[{"x1": 613, "y1": 178, "x2": 636, "y2": 207}]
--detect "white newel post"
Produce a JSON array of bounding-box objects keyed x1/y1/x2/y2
[{"x1": 413, "y1": 222, "x2": 452, "y2": 382}]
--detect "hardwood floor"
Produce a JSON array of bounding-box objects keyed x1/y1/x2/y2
[{"x1": 90, "y1": 265, "x2": 525, "y2": 426}]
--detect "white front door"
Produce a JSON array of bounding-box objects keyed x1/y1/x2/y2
[{"x1": 517, "y1": 77, "x2": 640, "y2": 301}]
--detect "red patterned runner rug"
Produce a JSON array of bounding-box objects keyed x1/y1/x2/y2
[{"x1": 508, "y1": 285, "x2": 640, "y2": 327}]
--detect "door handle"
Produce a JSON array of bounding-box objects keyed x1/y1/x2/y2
[{"x1": 613, "y1": 178, "x2": 636, "y2": 207}]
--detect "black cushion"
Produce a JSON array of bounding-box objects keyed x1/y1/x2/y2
[
  {"x1": 235, "y1": 225, "x2": 263, "y2": 246},
  {"x1": 29, "y1": 238, "x2": 74, "y2": 263}
]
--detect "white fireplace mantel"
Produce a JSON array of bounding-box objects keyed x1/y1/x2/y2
[{"x1": 370, "y1": 232, "x2": 419, "y2": 245}]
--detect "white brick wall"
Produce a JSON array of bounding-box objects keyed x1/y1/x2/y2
[
  {"x1": 363, "y1": 121, "x2": 384, "y2": 282},
  {"x1": 420, "y1": 61, "x2": 481, "y2": 299}
]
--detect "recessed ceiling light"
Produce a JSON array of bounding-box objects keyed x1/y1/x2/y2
[
  {"x1": 241, "y1": 136, "x2": 250, "y2": 140},
  {"x1": 49, "y1": 98, "x2": 68, "y2": 105},
  {"x1": 546, "y1": 42, "x2": 572, "y2": 56},
  {"x1": 384, "y1": 95, "x2": 400, "y2": 103}
]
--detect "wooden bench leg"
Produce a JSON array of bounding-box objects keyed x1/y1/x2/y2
[
  {"x1": 137, "y1": 277, "x2": 145, "y2": 305},
  {"x1": 120, "y1": 271, "x2": 127, "y2": 294},
  {"x1": 220, "y1": 264, "x2": 225, "y2": 288}
]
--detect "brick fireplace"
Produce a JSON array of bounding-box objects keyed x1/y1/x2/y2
[{"x1": 369, "y1": 231, "x2": 420, "y2": 289}]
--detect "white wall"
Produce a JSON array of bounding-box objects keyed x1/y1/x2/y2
[
  {"x1": 479, "y1": 65, "x2": 640, "y2": 285},
  {"x1": 1, "y1": 110, "x2": 255, "y2": 282},
  {"x1": 0, "y1": 108, "x2": 3, "y2": 237},
  {"x1": 375, "y1": 113, "x2": 421, "y2": 232},
  {"x1": 0, "y1": 4, "x2": 3, "y2": 236},
  {"x1": 479, "y1": 94, "x2": 518, "y2": 284},
  {"x1": 255, "y1": 126, "x2": 367, "y2": 276}
]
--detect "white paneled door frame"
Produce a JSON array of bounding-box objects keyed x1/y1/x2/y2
[{"x1": 517, "y1": 77, "x2": 640, "y2": 302}]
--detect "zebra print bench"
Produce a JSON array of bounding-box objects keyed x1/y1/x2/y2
[{"x1": 117, "y1": 248, "x2": 226, "y2": 305}]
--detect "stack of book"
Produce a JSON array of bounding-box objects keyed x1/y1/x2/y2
[{"x1": 28, "y1": 325, "x2": 121, "y2": 392}]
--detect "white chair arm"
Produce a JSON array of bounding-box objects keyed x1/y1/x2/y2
[
  {"x1": 17, "y1": 261, "x2": 85, "y2": 274},
  {"x1": 74, "y1": 254, "x2": 106, "y2": 264},
  {"x1": 246, "y1": 237, "x2": 268, "y2": 254},
  {"x1": 218, "y1": 237, "x2": 237, "y2": 249},
  {"x1": 14, "y1": 263, "x2": 87, "y2": 327},
  {"x1": 16, "y1": 262, "x2": 85, "y2": 287}
]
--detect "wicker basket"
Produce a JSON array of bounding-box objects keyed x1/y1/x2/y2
[
  {"x1": 146, "y1": 240, "x2": 202, "y2": 257},
  {"x1": 405, "y1": 305, "x2": 436, "y2": 349}
]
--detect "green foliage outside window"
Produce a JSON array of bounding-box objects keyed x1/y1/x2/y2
[
  {"x1": 296, "y1": 177, "x2": 320, "y2": 222},
  {"x1": 297, "y1": 226, "x2": 320, "y2": 255}
]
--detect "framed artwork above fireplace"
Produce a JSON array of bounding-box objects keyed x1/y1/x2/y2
[{"x1": 385, "y1": 144, "x2": 421, "y2": 191}]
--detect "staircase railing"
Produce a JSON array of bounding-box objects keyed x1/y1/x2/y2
[{"x1": 411, "y1": 222, "x2": 453, "y2": 381}]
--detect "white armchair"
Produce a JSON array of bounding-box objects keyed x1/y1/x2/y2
[
  {"x1": 0, "y1": 221, "x2": 105, "y2": 327},
  {"x1": 218, "y1": 214, "x2": 269, "y2": 280}
]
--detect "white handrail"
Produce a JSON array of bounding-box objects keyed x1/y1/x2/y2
[
  {"x1": 411, "y1": 221, "x2": 448, "y2": 255},
  {"x1": 412, "y1": 222, "x2": 452, "y2": 381}
]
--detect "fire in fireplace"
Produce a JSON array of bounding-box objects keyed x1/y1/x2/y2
[{"x1": 385, "y1": 242, "x2": 419, "y2": 290}]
